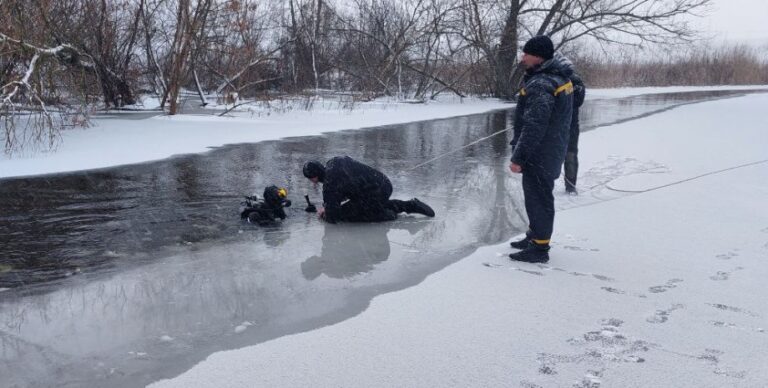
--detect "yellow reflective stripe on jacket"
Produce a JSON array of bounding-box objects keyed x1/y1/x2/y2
[
  {"x1": 520, "y1": 81, "x2": 572, "y2": 97},
  {"x1": 554, "y1": 81, "x2": 573, "y2": 96}
]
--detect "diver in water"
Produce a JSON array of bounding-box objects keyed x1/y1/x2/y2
[{"x1": 240, "y1": 185, "x2": 292, "y2": 226}]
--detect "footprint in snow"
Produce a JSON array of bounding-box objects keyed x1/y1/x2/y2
[
  {"x1": 697, "y1": 349, "x2": 748, "y2": 379},
  {"x1": 707, "y1": 303, "x2": 759, "y2": 317},
  {"x1": 646, "y1": 304, "x2": 684, "y2": 324},
  {"x1": 601, "y1": 286, "x2": 647, "y2": 298},
  {"x1": 538, "y1": 265, "x2": 614, "y2": 282},
  {"x1": 709, "y1": 267, "x2": 744, "y2": 281},
  {"x1": 572, "y1": 369, "x2": 604, "y2": 388},
  {"x1": 715, "y1": 251, "x2": 738, "y2": 260},
  {"x1": 648, "y1": 278, "x2": 683, "y2": 293},
  {"x1": 536, "y1": 317, "x2": 649, "y2": 382},
  {"x1": 710, "y1": 321, "x2": 765, "y2": 334},
  {"x1": 482, "y1": 262, "x2": 544, "y2": 276},
  {"x1": 563, "y1": 245, "x2": 601, "y2": 252},
  {"x1": 601, "y1": 287, "x2": 625, "y2": 295}
]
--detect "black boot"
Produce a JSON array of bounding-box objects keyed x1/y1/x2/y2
[
  {"x1": 509, "y1": 242, "x2": 550, "y2": 263},
  {"x1": 509, "y1": 235, "x2": 531, "y2": 250},
  {"x1": 405, "y1": 198, "x2": 435, "y2": 217}
]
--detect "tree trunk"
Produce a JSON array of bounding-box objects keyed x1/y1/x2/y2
[
  {"x1": 166, "y1": 0, "x2": 188, "y2": 114},
  {"x1": 193, "y1": 69, "x2": 208, "y2": 106},
  {"x1": 509, "y1": 0, "x2": 567, "y2": 99},
  {"x1": 494, "y1": 0, "x2": 521, "y2": 99},
  {"x1": 312, "y1": 0, "x2": 323, "y2": 92}
]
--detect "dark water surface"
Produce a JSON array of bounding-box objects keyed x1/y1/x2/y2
[{"x1": 0, "y1": 89, "x2": 764, "y2": 387}]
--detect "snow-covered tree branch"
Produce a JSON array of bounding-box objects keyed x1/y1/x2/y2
[{"x1": 1, "y1": 32, "x2": 96, "y2": 153}]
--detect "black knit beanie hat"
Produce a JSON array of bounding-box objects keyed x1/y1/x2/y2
[
  {"x1": 303, "y1": 160, "x2": 326, "y2": 181},
  {"x1": 523, "y1": 35, "x2": 554, "y2": 61}
]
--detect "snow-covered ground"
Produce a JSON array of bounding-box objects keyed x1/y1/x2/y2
[
  {"x1": 149, "y1": 92, "x2": 768, "y2": 387},
  {"x1": 2, "y1": 85, "x2": 766, "y2": 180},
  {"x1": 586, "y1": 84, "x2": 768, "y2": 100}
]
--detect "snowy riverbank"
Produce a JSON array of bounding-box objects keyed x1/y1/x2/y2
[
  {"x1": 150, "y1": 92, "x2": 768, "y2": 387},
  {"x1": 586, "y1": 84, "x2": 768, "y2": 100}
]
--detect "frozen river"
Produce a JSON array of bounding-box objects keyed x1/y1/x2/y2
[{"x1": 0, "y1": 89, "x2": 764, "y2": 387}]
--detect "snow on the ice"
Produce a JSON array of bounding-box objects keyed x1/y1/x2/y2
[
  {"x1": 234, "y1": 322, "x2": 253, "y2": 334},
  {"x1": 149, "y1": 92, "x2": 768, "y2": 387},
  {"x1": 587, "y1": 84, "x2": 768, "y2": 100},
  {"x1": 159, "y1": 336, "x2": 174, "y2": 342}
]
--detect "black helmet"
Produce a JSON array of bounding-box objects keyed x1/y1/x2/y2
[
  {"x1": 302, "y1": 160, "x2": 326, "y2": 181},
  {"x1": 263, "y1": 185, "x2": 288, "y2": 206}
]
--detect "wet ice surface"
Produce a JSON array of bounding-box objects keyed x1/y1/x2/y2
[{"x1": 0, "y1": 89, "x2": 763, "y2": 387}]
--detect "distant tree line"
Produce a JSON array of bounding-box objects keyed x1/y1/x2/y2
[
  {"x1": 0, "y1": 0, "x2": 723, "y2": 152},
  {"x1": 573, "y1": 44, "x2": 768, "y2": 87}
]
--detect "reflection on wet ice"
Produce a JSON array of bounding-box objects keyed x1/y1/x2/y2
[{"x1": 301, "y1": 221, "x2": 428, "y2": 280}]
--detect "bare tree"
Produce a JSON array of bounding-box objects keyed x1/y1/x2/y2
[
  {"x1": 2, "y1": 0, "x2": 721, "y2": 155},
  {"x1": 327, "y1": 0, "x2": 468, "y2": 100},
  {"x1": 162, "y1": 0, "x2": 213, "y2": 115},
  {"x1": 30, "y1": 0, "x2": 145, "y2": 108},
  {"x1": 1, "y1": 32, "x2": 95, "y2": 153},
  {"x1": 456, "y1": 0, "x2": 711, "y2": 99},
  {"x1": 200, "y1": 0, "x2": 286, "y2": 104},
  {"x1": 140, "y1": 0, "x2": 170, "y2": 101},
  {"x1": 284, "y1": 0, "x2": 335, "y2": 93}
]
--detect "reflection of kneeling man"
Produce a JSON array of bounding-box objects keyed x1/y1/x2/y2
[
  {"x1": 301, "y1": 224, "x2": 390, "y2": 280},
  {"x1": 302, "y1": 156, "x2": 435, "y2": 223},
  {"x1": 301, "y1": 222, "x2": 428, "y2": 280}
]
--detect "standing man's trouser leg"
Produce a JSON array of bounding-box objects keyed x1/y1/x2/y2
[
  {"x1": 522, "y1": 170, "x2": 556, "y2": 242},
  {"x1": 564, "y1": 151, "x2": 578, "y2": 191},
  {"x1": 564, "y1": 127, "x2": 579, "y2": 191}
]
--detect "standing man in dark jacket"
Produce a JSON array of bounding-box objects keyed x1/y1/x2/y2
[
  {"x1": 508, "y1": 35, "x2": 574, "y2": 263},
  {"x1": 563, "y1": 65, "x2": 586, "y2": 194},
  {"x1": 302, "y1": 156, "x2": 435, "y2": 223}
]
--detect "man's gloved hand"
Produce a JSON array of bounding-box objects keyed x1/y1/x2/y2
[{"x1": 304, "y1": 195, "x2": 317, "y2": 212}]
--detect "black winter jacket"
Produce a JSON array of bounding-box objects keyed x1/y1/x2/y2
[
  {"x1": 511, "y1": 55, "x2": 575, "y2": 179},
  {"x1": 322, "y1": 156, "x2": 392, "y2": 223},
  {"x1": 571, "y1": 73, "x2": 585, "y2": 130}
]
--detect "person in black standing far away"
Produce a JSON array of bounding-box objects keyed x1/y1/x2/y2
[
  {"x1": 302, "y1": 156, "x2": 435, "y2": 223},
  {"x1": 560, "y1": 54, "x2": 586, "y2": 194},
  {"x1": 508, "y1": 35, "x2": 574, "y2": 264}
]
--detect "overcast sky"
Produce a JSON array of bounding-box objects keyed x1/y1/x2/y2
[{"x1": 693, "y1": 0, "x2": 768, "y2": 44}]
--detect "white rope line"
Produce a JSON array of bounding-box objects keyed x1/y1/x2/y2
[
  {"x1": 403, "y1": 126, "x2": 512, "y2": 172},
  {"x1": 604, "y1": 159, "x2": 768, "y2": 193},
  {"x1": 561, "y1": 159, "x2": 768, "y2": 213}
]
